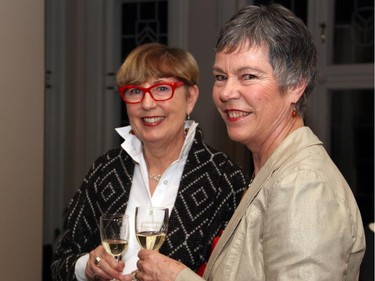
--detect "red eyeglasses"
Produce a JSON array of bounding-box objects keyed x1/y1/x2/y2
[{"x1": 118, "y1": 81, "x2": 185, "y2": 104}]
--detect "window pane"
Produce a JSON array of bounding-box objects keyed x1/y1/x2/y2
[
  {"x1": 252, "y1": 0, "x2": 307, "y2": 24},
  {"x1": 120, "y1": 0, "x2": 168, "y2": 126},
  {"x1": 330, "y1": 89, "x2": 374, "y2": 225},
  {"x1": 121, "y1": 0, "x2": 168, "y2": 60},
  {"x1": 333, "y1": 0, "x2": 374, "y2": 64}
]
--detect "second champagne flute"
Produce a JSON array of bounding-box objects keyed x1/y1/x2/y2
[{"x1": 135, "y1": 206, "x2": 169, "y2": 250}]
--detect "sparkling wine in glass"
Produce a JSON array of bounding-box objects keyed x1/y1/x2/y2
[
  {"x1": 135, "y1": 206, "x2": 169, "y2": 250},
  {"x1": 100, "y1": 213, "x2": 130, "y2": 261}
]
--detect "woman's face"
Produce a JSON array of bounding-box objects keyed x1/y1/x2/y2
[
  {"x1": 126, "y1": 77, "x2": 198, "y2": 146},
  {"x1": 212, "y1": 43, "x2": 298, "y2": 150}
]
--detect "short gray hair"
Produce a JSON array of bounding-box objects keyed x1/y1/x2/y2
[{"x1": 216, "y1": 4, "x2": 318, "y2": 117}]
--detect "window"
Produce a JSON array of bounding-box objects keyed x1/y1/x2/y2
[{"x1": 119, "y1": 0, "x2": 168, "y2": 126}]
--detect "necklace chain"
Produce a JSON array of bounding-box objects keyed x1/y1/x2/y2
[
  {"x1": 149, "y1": 173, "x2": 162, "y2": 182},
  {"x1": 147, "y1": 128, "x2": 188, "y2": 183}
]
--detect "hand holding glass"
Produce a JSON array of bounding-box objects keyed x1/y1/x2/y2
[
  {"x1": 100, "y1": 214, "x2": 129, "y2": 261},
  {"x1": 135, "y1": 206, "x2": 169, "y2": 250}
]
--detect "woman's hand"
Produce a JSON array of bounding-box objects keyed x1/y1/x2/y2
[
  {"x1": 85, "y1": 245, "x2": 125, "y2": 280},
  {"x1": 119, "y1": 250, "x2": 186, "y2": 281}
]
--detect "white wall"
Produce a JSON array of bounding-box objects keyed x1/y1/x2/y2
[{"x1": 0, "y1": 1, "x2": 44, "y2": 280}]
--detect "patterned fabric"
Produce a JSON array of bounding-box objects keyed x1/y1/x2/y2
[{"x1": 51, "y1": 129, "x2": 248, "y2": 281}]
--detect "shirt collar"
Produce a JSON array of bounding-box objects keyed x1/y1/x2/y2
[{"x1": 115, "y1": 120, "x2": 198, "y2": 163}]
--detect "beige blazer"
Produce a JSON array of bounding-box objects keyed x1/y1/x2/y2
[{"x1": 177, "y1": 127, "x2": 366, "y2": 281}]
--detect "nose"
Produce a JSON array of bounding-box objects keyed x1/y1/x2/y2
[
  {"x1": 140, "y1": 91, "x2": 157, "y2": 109},
  {"x1": 217, "y1": 78, "x2": 240, "y2": 102}
]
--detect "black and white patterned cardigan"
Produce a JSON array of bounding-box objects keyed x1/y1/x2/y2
[{"x1": 51, "y1": 129, "x2": 249, "y2": 281}]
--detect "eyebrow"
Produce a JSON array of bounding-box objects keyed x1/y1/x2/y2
[
  {"x1": 213, "y1": 65, "x2": 264, "y2": 74},
  {"x1": 212, "y1": 66, "x2": 223, "y2": 73}
]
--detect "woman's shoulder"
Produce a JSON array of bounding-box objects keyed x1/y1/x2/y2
[
  {"x1": 193, "y1": 128, "x2": 236, "y2": 160},
  {"x1": 87, "y1": 146, "x2": 133, "y2": 175},
  {"x1": 94, "y1": 146, "x2": 130, "y2": 162},
  {"x1": 189, "y1": 132, "x2": 249, "y2": 184}
]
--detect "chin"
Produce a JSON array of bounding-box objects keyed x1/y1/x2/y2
[{"x1": 226, "y1": 128, "x2": 247, "y2": 144}]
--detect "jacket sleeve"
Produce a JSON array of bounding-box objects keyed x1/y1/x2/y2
[
  {"x1": 176, "y1": 268, "x2": 206, "y2": 281},
  {"x1": 50, "y1": 163, "x2": 103, "y2": 281},
  {"x1": 51, "y1": 148, "x2": 132, "y2": 281},
  {"x1": 263, "y1": 169, "x2": 364, "y2": 280},
  {"x1": 51, "y1": 155, "x2": 106, "y2": 281}
]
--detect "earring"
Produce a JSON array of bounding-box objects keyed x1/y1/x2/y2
[
  {"x1": 291, "y1": 104, "x2": 297, "y2": 118},
  {"x1": 186, "y1": 114, "x2": 191, "y2": 120}
]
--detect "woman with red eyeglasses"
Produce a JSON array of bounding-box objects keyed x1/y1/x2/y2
[{"x1": 51, "y1": 43, "x2": 249, "y2": 281}]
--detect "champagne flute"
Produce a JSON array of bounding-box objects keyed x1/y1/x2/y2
[
  {"x1": 100, "y1": 213, "x2": 129, "y2": 261},
  {"x1": 135, "y1": 206, "x2": 169, "y2": 250}
]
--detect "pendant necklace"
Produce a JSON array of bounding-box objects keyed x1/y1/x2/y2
[{"x1": 149, "y1": 173, "x2": 162, "y2": 182}]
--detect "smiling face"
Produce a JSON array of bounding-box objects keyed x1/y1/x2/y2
[
  {"x1": 126, "y1": 77, "x2": 198, "y2": 147},
  {"x1": 212, "y1": 43, "x2": 303, "y2": 153}
]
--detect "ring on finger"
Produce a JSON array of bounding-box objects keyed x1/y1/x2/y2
[{"x1": 94, "y1": 256, "x2": 102, "y2": 266}]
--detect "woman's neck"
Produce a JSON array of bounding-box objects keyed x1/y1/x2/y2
[
  {"x1": 143, "y1": 130, "x2": 186, "y2": 196},
  {"x1": 143, "y1": 130, "x2": 186, "y2": 175},
  {"x1": 251, "y1": 117, "x2": 304, "y2": 174}
]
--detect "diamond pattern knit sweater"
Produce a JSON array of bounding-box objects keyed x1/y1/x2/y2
[{"x1": 51, "y1": 129, "x2": 248, "y2": 281}]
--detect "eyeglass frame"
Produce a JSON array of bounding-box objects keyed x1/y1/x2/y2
[{"x1": 118, "y1": 81, "x2": 185, "y2": 104}]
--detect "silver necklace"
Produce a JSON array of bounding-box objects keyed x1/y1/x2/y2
[
  {"x1": 147, "y1": 128, "x2": 188, "y2": 183},
  {"x1": 149, "y1": 173, "x2": 162, "y2": 182}
]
